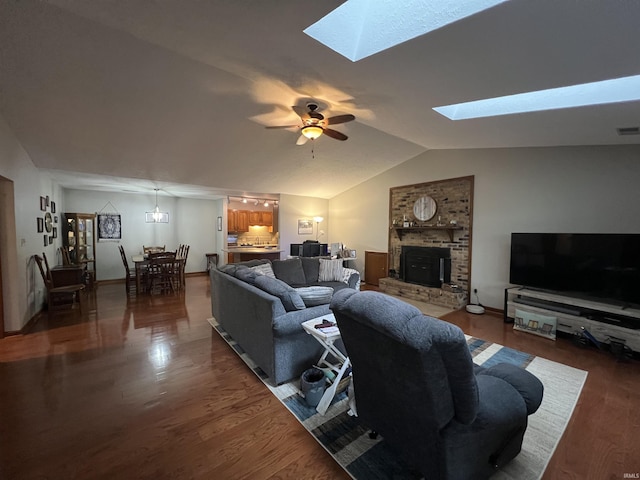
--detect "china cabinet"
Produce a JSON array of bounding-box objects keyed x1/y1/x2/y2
[{"x1": 63, "y1": 213, "x2": 96, "y2": 281}]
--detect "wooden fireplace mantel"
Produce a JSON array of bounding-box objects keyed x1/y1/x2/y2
[{"x1": 391, "y1": 225, "x2": 463, "y2": 242}]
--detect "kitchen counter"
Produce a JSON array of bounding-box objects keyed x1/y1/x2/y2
[{"x1": 224, "y1": 247, "x2": 283, "y2": 263}]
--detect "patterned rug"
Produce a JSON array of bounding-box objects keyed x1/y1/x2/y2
[{"x1": 208, "y1": 318, "x2": 588, "y2": 480}]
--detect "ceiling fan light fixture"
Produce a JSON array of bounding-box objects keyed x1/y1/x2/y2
[{"x1": 301, "y1": 125, "x2": 323, "y2": 140}]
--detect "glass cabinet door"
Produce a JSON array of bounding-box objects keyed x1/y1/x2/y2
[{"x1": 64, "y1": 213, "x2": 96, "y2": 278}]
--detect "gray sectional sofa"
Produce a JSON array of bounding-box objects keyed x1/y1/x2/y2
[{"x1": 210, "y1": 257, "x2": 359, "y2": 385}]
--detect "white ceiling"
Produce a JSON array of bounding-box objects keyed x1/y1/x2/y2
[{"x1": 1, "y1": 0, "x2": 639, "y2": 200}]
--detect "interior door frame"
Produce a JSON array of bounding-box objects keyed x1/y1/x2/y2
[{"x1": 0, "y1": 175, "x2": 17, "y2": 338}]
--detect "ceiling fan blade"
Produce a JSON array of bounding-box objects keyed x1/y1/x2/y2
[
  {"x1": 296, "y1": 134, "x2": 309, "y2": 145},
  {"x1": 326, "y1": 114, "x2": 355, "y2": 125},
  {"x1": 265, "y1": 124, "x2": 299, "y2": 129},
  {"x1": 292, "y1": 105, "x2": 311, "y2": 121},
  {"x1": 324, "y1": 128, "x2": 348, "y2": 141}
]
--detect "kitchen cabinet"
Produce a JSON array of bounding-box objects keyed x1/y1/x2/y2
[
  {"x1": 249, "y1": 211, "x2": 273, "y2": 227},
  {"x1": 260, "y1": 211, "x2": 273, "y2": 227},
  {"x1": 365, "y1": 251, "x2": 388, "y2": 287},
  {"x1": 228, "y1": 210, "x2": 249, "y2": 232}
]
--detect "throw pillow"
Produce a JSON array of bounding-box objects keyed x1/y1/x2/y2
[
  {"x1": 235, "y1": 267, "x2": 259, "y2": 285},
  {"x1": 218, "y1": 264, "x2": 240, "y2": 275},
  {"x1": 253, "y1": 275, "x2": 306, "y2": 312},
  {"x1": 342, "y1": 267, "x2": 361, "y2": 290},
  {"x1": 271, "y1": 257, "x2": 306, "y2": 286},
  {"x1": 296, "y1": 286, "x2": 334, "y2": 307},
  {"x1": 300, "y1": 257, "x2": 321, "y2": 285},
  {"x1": 250, "y1": 262, "x2": 276, "y2": 278},
  {"x1": 318, "y1": 258, "x2": 344, "y2": 282}
]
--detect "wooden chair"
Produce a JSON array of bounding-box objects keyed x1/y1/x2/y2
[
  {"x1": 118, "y1": 245, "x2": 138, "y2": 295},
  {"x1": 176, "y1": 244, "x2": 190, "y2": 289},
  {"x1": 58, "y1": 246, "x2": 72, "y2": 266},
  {"x1": 42, "y1": 251, "x2": 53, "y2": 280},
  {"x1": 34, "y1": 255, "x2": 84, "y2": 316},
  {"x1": 147, "y1": 251, "x2": 179, "y2": 294}
]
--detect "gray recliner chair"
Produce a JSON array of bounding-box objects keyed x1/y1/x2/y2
[{"x1": 331, "y1": 289, "x2": 544, "y2": 480}]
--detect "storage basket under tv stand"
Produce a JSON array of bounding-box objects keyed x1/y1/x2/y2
[{"x1": 504, "y1": 287, "x2": 640, "y2": 352}]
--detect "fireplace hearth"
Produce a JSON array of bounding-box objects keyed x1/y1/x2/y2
[{"x1": 400, "y1": 246, "x2": 451, "y2": 288}]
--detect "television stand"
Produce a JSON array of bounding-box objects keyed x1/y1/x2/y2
[{"x1": 504, "y1": 287, "x2": 640, "y2": 353}]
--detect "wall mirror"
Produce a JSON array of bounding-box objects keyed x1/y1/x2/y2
[{"x1": 44, "y1": 212, "x2": 53, "y2": 232}]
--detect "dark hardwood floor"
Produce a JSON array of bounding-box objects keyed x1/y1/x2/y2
[{"x1": 0, "y1": 276, "x2": 638, "y2": 479}]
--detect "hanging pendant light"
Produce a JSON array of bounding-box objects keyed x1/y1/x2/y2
[
  {"x1": 145, "y1": 188, "x2": 168, "y2": 223},
  {"x1": 152, "y1": 188, "x2": 162, "y2": 222}
]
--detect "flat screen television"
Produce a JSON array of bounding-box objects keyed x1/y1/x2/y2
[{"x1": 509, "y1": 233, "x2": 640, "y2": 307}]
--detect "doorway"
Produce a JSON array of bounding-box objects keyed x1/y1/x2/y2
[{"x1": 0, "y1": 175, "x2": 18, "y2": 337}]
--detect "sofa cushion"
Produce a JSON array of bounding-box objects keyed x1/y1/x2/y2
[
  {"x1": 299, "y1": 257, "x2": 320, "y2": 284},
  {"x1": 319, "y1": 258, "x2": 344, "y2": 282},
  {"x1": 296, "y1": 286, "x2": 334, "y2": 307},
  {"x1": 250, "y1": 262, "x2": 276, "y2": 278},
  {"x1": 272, "y1": 257, "x2": 306, "y2": 285},
  {"x1": 253, "y1": 275, "x2": 306, "y2": 312}
]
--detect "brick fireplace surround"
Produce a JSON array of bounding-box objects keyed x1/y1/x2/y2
[{"x1": 380, "y1": 176, "x2": 474, "y2": 309}]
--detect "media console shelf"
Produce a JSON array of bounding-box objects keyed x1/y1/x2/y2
[{"x1": 504, "y1": 287, "x2": 640, "y2": 353}]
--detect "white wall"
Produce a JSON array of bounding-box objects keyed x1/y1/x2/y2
[
  {"x1": 330, "y1": 145, "x2": 640, "y2": 310},
  {"x1": 0, "y1": 114, "x2": 65, "y2": 331},
  {"x1": 277, "y1": 194, "x2": 329, "y2": 257},
  {"x1": 64, "y1": 190, "x2": 222, "y2": 280}
]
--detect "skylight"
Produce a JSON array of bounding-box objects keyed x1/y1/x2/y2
[
  {"x1": 433, "y1": 74, "x2": 640, "y2": 120},
  {"x1": 304, "y1": 0, "x2": 508, "y2": 62}
]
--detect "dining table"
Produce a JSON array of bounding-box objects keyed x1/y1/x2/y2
[
  {"x1": 131, "y1": 255, "x2": 149, "y2": 293},
  {"x1": 132, "y1": 253, "x2": 185, "y2": 294}
]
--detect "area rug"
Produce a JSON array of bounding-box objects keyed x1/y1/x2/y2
[{"x1": 208, "y1": 318, "x2": 588, "y2": 480}]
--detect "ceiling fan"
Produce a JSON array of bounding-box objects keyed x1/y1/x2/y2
[{"x1": 266, "y1": 103, "x2": 355, "y2": 145}]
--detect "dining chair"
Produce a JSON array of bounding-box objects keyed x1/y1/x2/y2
[
  {"x1": 147, "y1": 251, "x2": 179, "y2": 294},
  {"x1": 118, "y1": 245, "x2": 138, "y2": 295},
  {"x1": 143, "y1": 245, "x2": 166, "y2": 254},
  {"x1": 176, "y1": 244, "x2": 190, "y2": 289},
  {"x1": 34, "y1": 254, "x2": 85, "y2": 316},
  {"x1": 59, "y1": 246, "x2": 72, "y2": 266},
  {"x1": 41, "y1": 251, "x2": 53, "y2": 280}
]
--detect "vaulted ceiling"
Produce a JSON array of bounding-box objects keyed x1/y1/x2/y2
[{"x1": 1, "y1": 0, "x2": 639, "y2": 199}]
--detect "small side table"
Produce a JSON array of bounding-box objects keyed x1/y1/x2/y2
[{"x1": 302, "y1": 315, "x2": 351, "y2": 415}]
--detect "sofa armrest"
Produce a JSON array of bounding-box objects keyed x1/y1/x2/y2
[
  {"x1": 272, "y1": 304, "x2": 333, "y2": 337},
  {"x1": 477, "y1": 363, "x2": 544, "y2": 415}
]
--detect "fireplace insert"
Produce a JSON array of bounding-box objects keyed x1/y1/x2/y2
[{"x1": 400, "y1": 246, "x2": 451, "y2": 287}]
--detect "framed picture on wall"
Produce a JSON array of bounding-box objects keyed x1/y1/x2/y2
[
  {"x1": 298, "y1": 219, "x2": 313, "y2": 235},
  {"x1": 40, "y1": 196, "x2": 47, "y2": 211},
  {"x1": 37, "y1": 217, "x2": 44, "y2": 233},
  {"x1": 43, "y1": 235, "x2": 48, "y2": 247},
  {"x1": 51, "y1": 201, "x2": 56, "y2": 213},
  {"x1": 217, "y1": 216, "x2": 223, "y2": 231}
]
